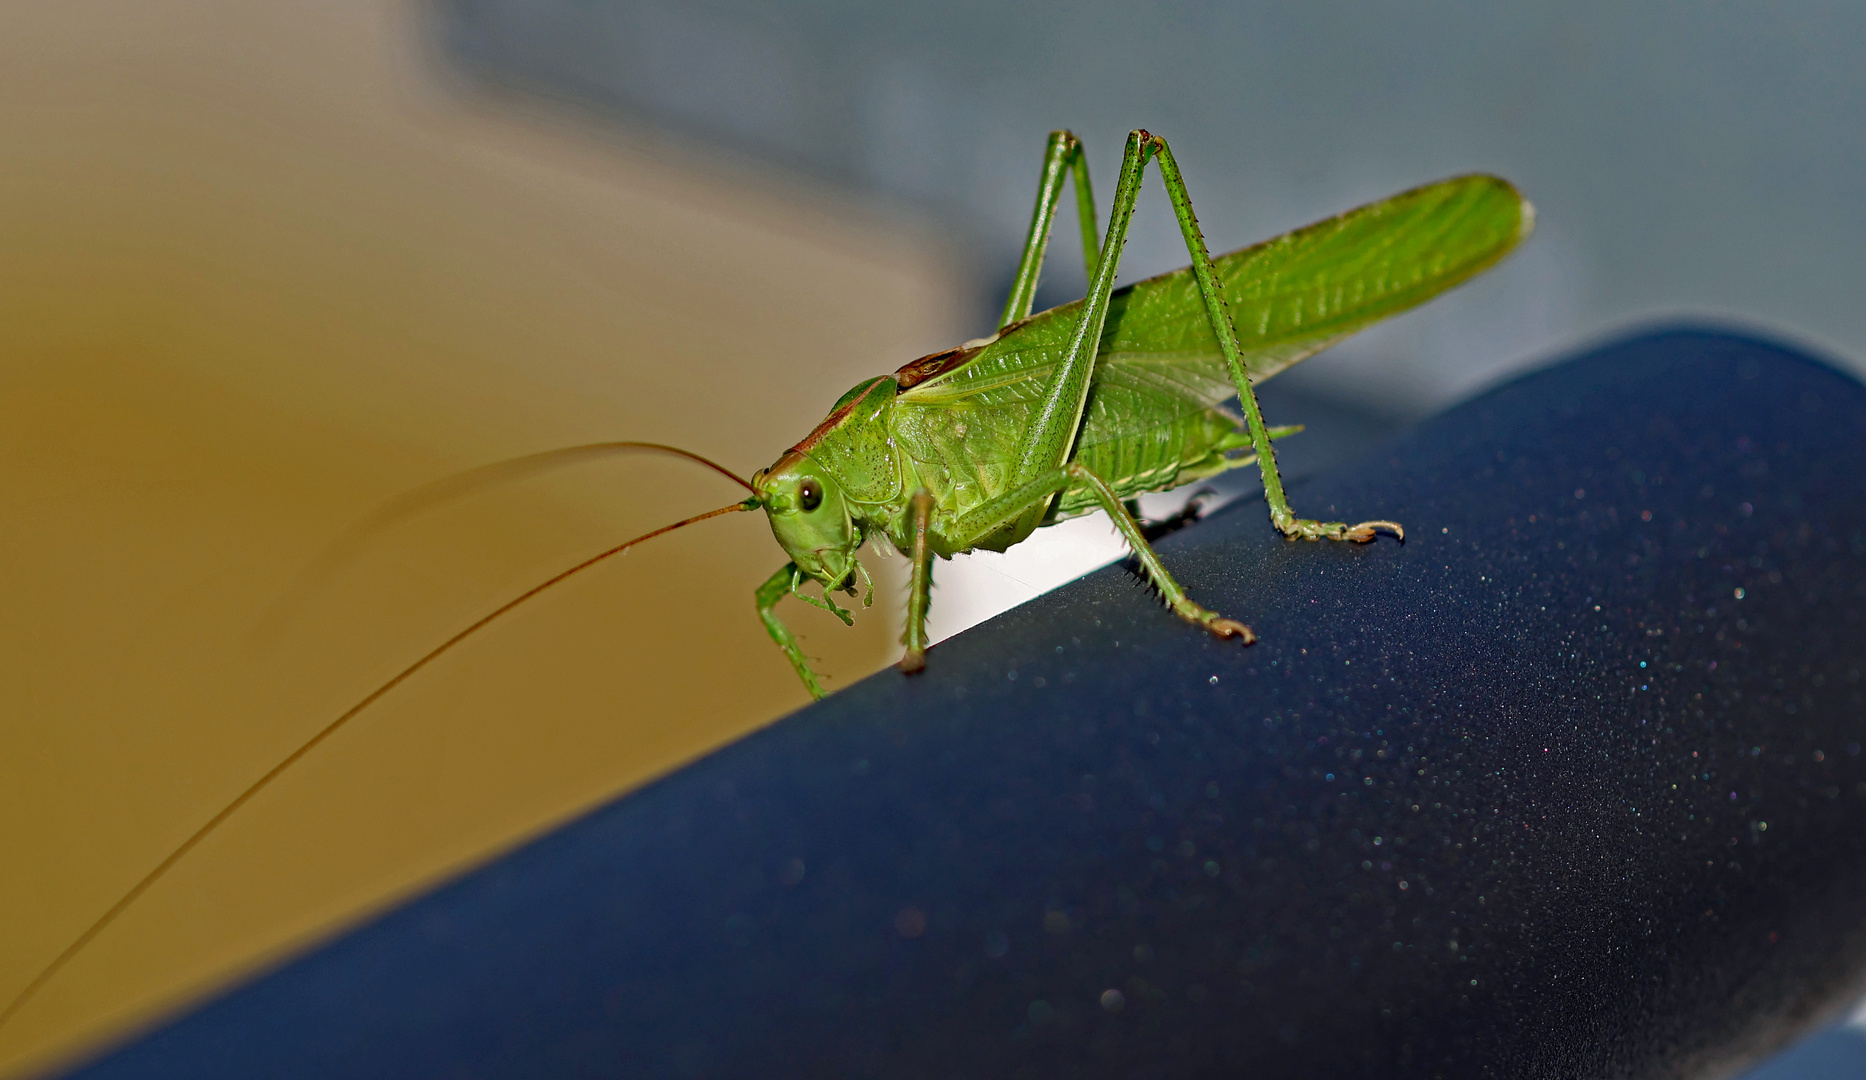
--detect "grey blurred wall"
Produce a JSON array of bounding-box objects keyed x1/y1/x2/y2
[{"x1": 432, "y1": 0, "x2": 1866, "y2": 414}]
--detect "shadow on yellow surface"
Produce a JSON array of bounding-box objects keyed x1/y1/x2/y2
[{"x1": 0, "y1": 1, "x2": 967, "y2": 1073}]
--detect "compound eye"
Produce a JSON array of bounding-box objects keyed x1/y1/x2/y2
[{"x1": 798, "y1": 479, "x2": 823, "y2": 512}]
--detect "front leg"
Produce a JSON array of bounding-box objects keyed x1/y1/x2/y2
[
  {"x1": 755, "y1": 563, "x2": 829, "y2": 700},
  {"x1": 1146, "y1": 134, "x2": 1402, "y2": 545}
]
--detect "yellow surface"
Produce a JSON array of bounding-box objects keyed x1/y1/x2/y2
[{"x1": 0, "y1": 1, "x2": 966, "y2": 1074}]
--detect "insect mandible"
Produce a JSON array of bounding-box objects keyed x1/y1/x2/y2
[{"x1": 0, "y1": 129, "x2": 1530, "y2": 1031}]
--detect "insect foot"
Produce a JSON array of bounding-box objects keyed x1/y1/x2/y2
[
  {"x1": 1170, "y1": 598, "x2": 1256, "y2": 645},
  {"x1": 1277, "y1": 517, "x2": 1405, "y2": 543},
  {"x1": 1340, "y1": 519, "x2": 1405, "y2": 543},
  {"x1": 1202, "y1": 617, "x2": 1256, "y2": 644}
]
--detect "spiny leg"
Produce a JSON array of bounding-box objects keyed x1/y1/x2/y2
[
  {"x1": 900, "y1": 491, "x2": 935, "y2": 674},
  {"x1": 1000, "y1": 130, "x2": 1158, "y2": 545},
  {"x1": 942, "y1": 461, "x2": 1253, "y2": 644},
  {"x1": 1146, "y1": 134, "x2": 1402, "y2": 544},
  {"x1": 1070, "y1": 465, "x2": 1251, "y2": 640},
  {"x1": 999, "y1": 131, "x2": 1100, "y2": 330},
  {"x1": 755, "y1": 563, "x2": 829, "y2": 699}
]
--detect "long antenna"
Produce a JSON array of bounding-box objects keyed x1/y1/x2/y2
[
  {"x1": 251, "y1": 442, "x2": 753, "y2": 647},
  {"x1": 0, "y1": 496, "x2": 757, "y2": 1033}
]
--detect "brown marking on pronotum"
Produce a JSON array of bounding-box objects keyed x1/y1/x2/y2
[
  {"x1": 788, "y1": 376, "x2": 895, "y2": 454},
  {"x1": 893, "y1": 347, "x2": 965, "y2": 391},
  {"x1": 893, "y1": 314, "x2": 1055, "y2": 392},
  {"x1": 894, "y1": 335, "x2": 997, "y2": 392}
]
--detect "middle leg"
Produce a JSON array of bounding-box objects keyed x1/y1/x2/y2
[{"x1": 900, "y1": 491, "x2": 935, "y2": 673}]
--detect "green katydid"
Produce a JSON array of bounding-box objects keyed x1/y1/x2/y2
[
  {"x1": 748, "y1": 130, "x2": 1528, "y2": 696},
  {"x1": 266, "y1": 127, "x2": 1530, "y2": 705},
  {"x1": 0, "y1": 130, "x2": 1529, "y2": 1030}
]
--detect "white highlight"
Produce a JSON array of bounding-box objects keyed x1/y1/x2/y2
[
  {"x1": 923, "y1": 486, "x2": 1241, "y2": 644},
  {"x1": 924, "y1": 512, "x2": 1129, "y2": 645}
]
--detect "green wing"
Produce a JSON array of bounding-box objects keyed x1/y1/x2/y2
[
  {"x1": 887, "y1": 174, "x2": 1531, "y2": 520},
  {"x1": 900, "y1": 174, "x2": 1533, "y2": 413}
]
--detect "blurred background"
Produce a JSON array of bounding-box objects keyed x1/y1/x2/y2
[
  {"x1": 3, "y1": 0, "x2": 1864, "y2": 1075},
  {"x1": 439, "y1": 0, "x2": 1866, "y2": 409}
]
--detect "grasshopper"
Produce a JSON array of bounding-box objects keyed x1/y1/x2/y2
[
  {"x1": 0, "y1": 130, "x2": 1529, "y2": 1030},
  {"x1": 263, "y1": 129, "x2": 1530, "y2": 704},
  {"x1": 751, "y1": 129, "x2": 1529, "y2": 695}
]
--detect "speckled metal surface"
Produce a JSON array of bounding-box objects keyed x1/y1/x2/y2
[{"x1": 65, "y1": 329, "x2": 1866, "y2": 1079}]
